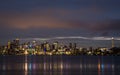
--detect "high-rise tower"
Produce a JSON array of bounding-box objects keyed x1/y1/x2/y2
[{"x1": 112, "y1": 37, "x2": 114, "y2": 48}]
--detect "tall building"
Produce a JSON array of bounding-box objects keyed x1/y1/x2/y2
[
  {"x1": 41, "y1": 43, "x2": 44, "y2": 51},
  {"x1": 53, "y1": 41, "x2": 59, "y2": 50},
  {"x1": 14, "y1": 38, "x2": 20, "y2": 46},
  {"x1": 46, "y1": 43, "x2": 50, "y2": 51},
  {"x1": 7, "y1": 41, "x2": 11, "y2": 49},
  {"x1": 112, "y1": 37, "x2": 114, "y2": 48},
  {"x1": 8, "y1": 38, "x2": 20, "y2": 54},
  {"x1": 73, "y1": 43, "x2": 77, "y2": 49},
  {"x1": 69, "y1": 43, "x2": 72, "y2": 49},
  {"x1": 43, "y1": 42, "x2": 50, "y2": 51}
]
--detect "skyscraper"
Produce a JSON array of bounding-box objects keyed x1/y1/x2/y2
[
  {"x1": 7, "y1": 41, "x2": 11, "y2": 49},
  {"x1": 73, "y1": 43, "x2": 77, "y2": 49},
  {"x1": 53, "y1": 41, "x2": 59, "y2": 50},
  {"x1": 112, "y1": 37, "x2": 114, "y2": 48},
  {"x1": 69, "y1": 43, "x2": 72, "y2": 49}
]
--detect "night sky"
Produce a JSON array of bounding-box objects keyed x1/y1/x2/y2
[{"x1": 0, "y1": 0, "x2": 120, "y2": 44}]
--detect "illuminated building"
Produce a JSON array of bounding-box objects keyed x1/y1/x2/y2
[
  {"x1": 15, "y1": 38, "x2": 20, "y2": 44},
  {"x1": 12, "y1": 38, "x2": 20, "y2": 49},
  {"x1": 45, "y1": 43, "x2": 50, "y2": 51},
  {"x1": 41, "y1": 43, "x2": 44, "y2": 50},
  {"x1": 53, "y1": 41, "x2": 59, "y2": 50},
  {"x1": 99, "y1": 47, "x2": 108, "y2": 52},
  {"x1": 112, "y1": 37, "x2": 115, "y2": 48},
  {"x1": 32, "y1": 41, "x2": 37, "y2": 48},
  {"x1": 7, "y1": 41, "x2": 11, "y2": 49},
  {"x1": 7, "y1": 38, "x2": 20, "y2": 54}
]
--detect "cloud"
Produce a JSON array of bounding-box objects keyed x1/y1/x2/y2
[
  {"x1": 0, "y1": 0, "x2": 120, "y2": 32},
  {"x1": 0, "y1": 10, "x2": 69, "y2": 29},
  {"x1": 0, "y1": 8, "x2": 98, "y2": 29},
  {"x1": 20, "y1": 36, "x2": 120, "y2": 41},
  {"x1": 88, "y1": 20, "x2": 120, "y2": 31}
]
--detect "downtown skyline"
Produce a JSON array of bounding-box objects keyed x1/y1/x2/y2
[{"x1": 0, "y1": 0, "x2": 120, "y2": 44}]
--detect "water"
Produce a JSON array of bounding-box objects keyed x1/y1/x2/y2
[{"x1": 0, "y1": 55, "x2": 120, "y2": 75}]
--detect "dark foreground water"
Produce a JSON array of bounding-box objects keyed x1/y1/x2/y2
[{"x1": 0, "y1": 55, "x2": 120, "y2": 75}]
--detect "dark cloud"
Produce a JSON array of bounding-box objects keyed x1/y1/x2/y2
[
  {"x1": 0, "y1": 0, "x2": 120, "y2": 43},
  {"x1": 89, "y1": 19, "x2": 120, "y2": 31},
  {"x1": 0, "y1": 7, "x2": 103, "y2": 29}
]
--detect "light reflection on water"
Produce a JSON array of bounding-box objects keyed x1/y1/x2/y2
[{"x1": 0, "y1": 55, "x2": 120, "y2": 75}]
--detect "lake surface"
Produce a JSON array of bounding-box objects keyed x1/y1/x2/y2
[{"x1": 0, "y1": 55, "x2": 120, "y2": 75}]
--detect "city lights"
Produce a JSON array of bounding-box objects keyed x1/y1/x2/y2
[{"x1": 0, "y1": 38, "x2": 120, "y2": 56}]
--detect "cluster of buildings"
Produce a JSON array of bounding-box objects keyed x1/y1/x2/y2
[{"x1": 0, "y1": 38, "x2": 120, "y2": 56}]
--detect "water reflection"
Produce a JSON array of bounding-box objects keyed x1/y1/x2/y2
[
  {"x1": 24, "y1": 55, "x2": 28, "y2": 75},
  {"x1": 0, "y1": 56, "x2": 119, "y2": 75}
]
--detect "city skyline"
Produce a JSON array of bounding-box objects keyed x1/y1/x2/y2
[
  {"x1": 1, "y1": 37, "x2": 120, "y2": 56},
  {"x1": 0, "y1": 0, "x2": 120, "y2": 44}
]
